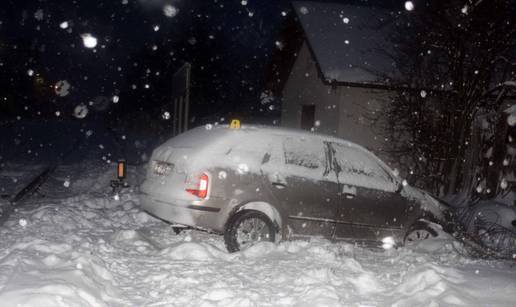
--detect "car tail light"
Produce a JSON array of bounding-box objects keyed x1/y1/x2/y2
[{"x1": 185, "y1": 173, "x2": 209, "y2": 199}]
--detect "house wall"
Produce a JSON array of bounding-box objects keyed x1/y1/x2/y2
[
  {"x1": 281, "y1": 42, "x2": 396, "y2": 165},
  {"x1": 281, "y1": 42, "x2": 340, "y2": 136}
]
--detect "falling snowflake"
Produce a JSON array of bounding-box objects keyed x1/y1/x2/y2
[
  {"x1": 162, "y1": 111, "x2": 171, "y2": 120},
  {"x1": 153, "y1": 25, "x2": 160, "y2": 32},
  {"x1": 34, "y1": 9, "x2": 44, "y2": 21},
  {"x1": 81, "y1": 33, "x2": 97, "y2": 49},
  {"x1": 112, "y1": 95, "x2": 119, "y2": 103},
  {"x1": 63, "y1": 180, "x2": 70, "y2": 188},
  {"x1": 420, "y1": 90, "x2": 427, "y2": 98},
  {"x1": 73, "y1": 104, "x2": 89, "y2": 119},
  {"x1": 237, "y1": 163, "x2": 249, "y2": 174},
  {"x1": 19, "y1": 219, "x2": 28, "y2": 227},
  {"x1": 59, "y1": 21, "x2": 69, "y2": 29},
  {"x1": 27, "y1": 69, "x2": 34, "y2": 76},
  {"x1": 508, "y1": 114, "x2": 516, "y2": 126},
  {"x1": 163, "y1": 5, "x2": 178, "y2": 18},
  {"x1": 404, "y1": 1, "x2": 414, "y2": 11},
  {"x1": 500, "y1": 178, "x2": 508, "y2": 189},
  {"x1": 299, "y1": 6, "x2": 309, "y2": 15},
  {"x1": 205, "y1": 124, "x2": 213, "y2": 130},
  {"x1": 218, "y1": 171, "x2": 227, "y2": 180},
  {"x1": 241, "y1": 0, "x2": 248, "y2": 6},
  {"x1": 461, "y1": 5, "x2": 468, "y2": 14},
  {"x1": 54, "y1": 80, "x2": 71, "y2": 97},
  {"x1": 343, "y1": 17, "x2": 350, "y2": 24}
]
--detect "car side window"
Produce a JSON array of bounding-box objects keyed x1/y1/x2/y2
[
  {"x1": 283, "y1": 137, "x2": 326, "y2": 178},
  {"x1": 327, "y1": 141, "x2": 397, "y2": 192}
]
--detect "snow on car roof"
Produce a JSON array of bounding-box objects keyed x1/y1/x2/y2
[
  {"x1": 292, "y1": 1, "x2": 396, "y2": 85},
  {"x1": 156, "y1": 124, "x2": 397, "y2": 181}
]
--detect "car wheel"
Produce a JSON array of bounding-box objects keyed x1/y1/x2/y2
[
  {"x1": 404, "y1": 221, "x2": 438, "y2": 245},
  {"x1": 224, "y1": 210, "x2": 276, "y2": 253}
]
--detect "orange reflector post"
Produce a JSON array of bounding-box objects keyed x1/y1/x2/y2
[{"x1": 117, "y1": 160, "x2": 126, "y2": 179}]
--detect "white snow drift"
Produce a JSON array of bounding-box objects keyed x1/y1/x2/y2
[{"x1": 0, "y1": 162, "x2": 515, "y2": 306}]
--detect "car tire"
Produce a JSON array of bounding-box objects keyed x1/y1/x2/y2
[
  {"x1": 224, "y1": 210, "x2": 276, "y2": 253},
  {"x1": 404, "y1": 221, "x2": 438, "y2": 245}
]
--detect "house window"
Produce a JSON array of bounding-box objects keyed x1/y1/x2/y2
[{"x1": 300, "y1": 105, "x2": 315, "y2": 130}]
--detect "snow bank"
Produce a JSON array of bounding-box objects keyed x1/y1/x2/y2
[{"x1": 0, "y1": 162, "x2": 515, "y2": 306}]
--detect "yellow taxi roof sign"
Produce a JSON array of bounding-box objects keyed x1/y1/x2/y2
[{"x1": 230, "y1": 119, "x2": 241, "y2": 129}]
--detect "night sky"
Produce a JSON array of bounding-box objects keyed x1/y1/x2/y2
[
  {"x1": 1, "y1": 0, "x2": 292, "y2": 122},
  {"x1": 0, "y1": 0, "x2": 403, "y2": 125}
]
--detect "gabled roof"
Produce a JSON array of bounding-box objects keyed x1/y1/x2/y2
[{"x1": 292, "y1": 1, "x2": 396, "y2": 85}]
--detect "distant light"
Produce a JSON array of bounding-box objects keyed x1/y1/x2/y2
[
  {"x1": 404, "y1": 1, "x2": 414, "y2": 11},
  {"x1": 59, "y1": 21, "x2": 69, "y2": 29},
  {"x1": 381, "y1": 236, "x2": 395, "y2": 249},
  {"x1": 81, "y1": 33, "x2": 98, "y2": 49},
  {"x1": 163, "y1": 5, "x2": 178, "y2": 18}
]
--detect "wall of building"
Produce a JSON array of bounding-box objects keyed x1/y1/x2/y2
[
  {"x1": 281, "y1": 42, "x2": 396, "y2": 166},
  {"x1": 281, "y1": 42, "x2": 340, "y2": 136}
]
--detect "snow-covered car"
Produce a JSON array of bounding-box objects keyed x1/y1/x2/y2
[{"x1": 140, "y1": 125, "x2": 450, "y2": 252}]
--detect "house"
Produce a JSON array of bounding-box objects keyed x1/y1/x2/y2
[{"x1": 273, "y1": 1, "x2": 399, "y2": 164}]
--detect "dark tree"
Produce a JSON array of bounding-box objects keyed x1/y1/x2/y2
[{"x1": 382, "y1": 0, "x2": 516, "y2": 194}]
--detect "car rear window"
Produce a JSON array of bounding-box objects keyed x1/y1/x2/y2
[{"x1": 283, "y1": 137, "x2": 325, "y2": 171}]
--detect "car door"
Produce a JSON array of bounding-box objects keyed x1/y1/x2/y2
[
  {"x1": 328, "y1": 141, "x2": 408, "y2": 243},
  {"x1": 266, "y1": 135, "x2": 339, "y2": 239}
]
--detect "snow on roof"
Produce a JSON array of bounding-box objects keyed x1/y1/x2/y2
[{"x1": 292, "y1": 1, "x2": 396, "y2": 85}]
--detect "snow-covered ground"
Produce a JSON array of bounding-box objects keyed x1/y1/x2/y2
[{"x1": 0, "y1": 162, "x2": 515, "y2": 307}]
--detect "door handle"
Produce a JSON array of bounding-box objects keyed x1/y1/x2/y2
[
  {"x1": 341, "y1": 185, "x2": 357, "y2": 199},
  {"x1": 343, "y1": 192, "x2": 355, "y2": 199},
  {"x1": 272, "y1": 182, "x2": 287, "y2": 189}
]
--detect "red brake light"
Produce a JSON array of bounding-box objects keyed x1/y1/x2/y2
[{"x1": 186, "y1": 173, "x2": 209, "y2": 199}]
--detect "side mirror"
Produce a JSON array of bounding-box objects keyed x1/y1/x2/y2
[{"x1": 395, "y1": 179, "x2": 408, "y2": 193}]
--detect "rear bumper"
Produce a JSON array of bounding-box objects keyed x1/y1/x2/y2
[{"x1": 139, "y1": 192, "x2": 225, "y2": 232}]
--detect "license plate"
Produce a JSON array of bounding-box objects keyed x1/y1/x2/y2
[{"x1": 153, "y1": 161, "x2": 174, "y2": 176}]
